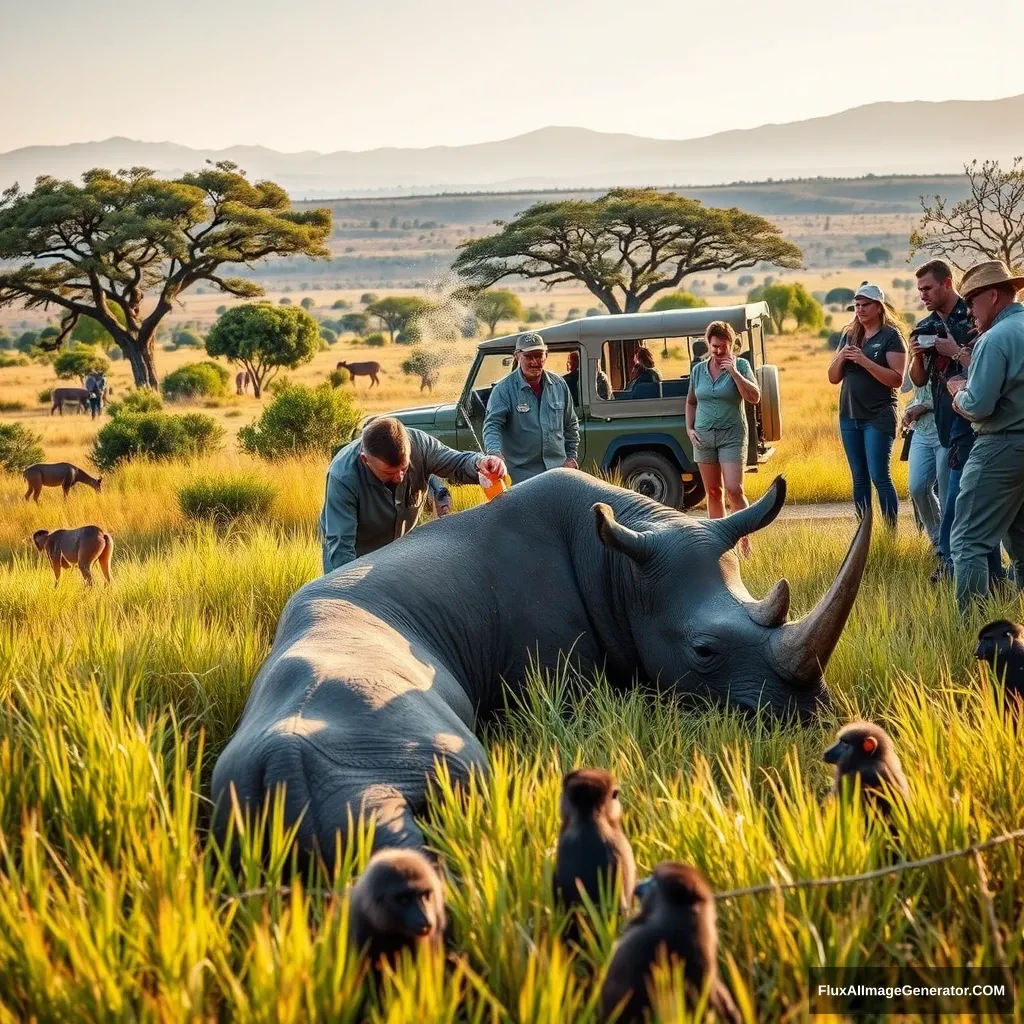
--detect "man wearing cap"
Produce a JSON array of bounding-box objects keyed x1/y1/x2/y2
[
  {"x1": 320, "y1": 415, "x2": 507, "y2": 572},
  {"x1": 482, "y1": 332, "x2": 580, "y2": 485},
  {"x1": 945, "y1": 260, "x2": 1024, "y2": 607}
]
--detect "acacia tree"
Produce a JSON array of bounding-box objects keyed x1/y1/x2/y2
[
  {"x1": 0, "y1": 163, "x2": 331, "y2": 387},
  {"x1": 472, "y1": 289, "x2": 525, "y2": 337},
  {"x1": 205, "y1": 303, "x2": 320, "y2": 398},
  {"x1": 910, "y1": 158, "x2": 1024, "y2": 272},
  {"x1": 451, "y1": 188, "x2": 803, "y2": 314},
  {"x1": 366, "y1": 296, "x2": 432, "y2": 343}
]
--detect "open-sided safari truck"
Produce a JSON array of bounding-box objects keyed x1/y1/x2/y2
[{"x1": 387, "y1": 304, "x2": 781, "y2": 509}]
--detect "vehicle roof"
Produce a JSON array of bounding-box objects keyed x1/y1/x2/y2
[{"x1": 477, "y1": 303, "x2": 770, "y2": 351}]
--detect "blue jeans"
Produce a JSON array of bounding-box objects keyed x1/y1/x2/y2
[
  {"x1": 907, "y1": 429, "x2": 949, "y2": 547},
  {"x1": 839, "y1": 418, "x2": 899, "y2": 527},
  {"x1": 938, "y1": 461, "x2": 1004, "y2": 580}
]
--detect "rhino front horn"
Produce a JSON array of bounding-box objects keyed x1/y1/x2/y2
[{"x1": 772, "y1": 503, "x2": 872, "y2": 683}]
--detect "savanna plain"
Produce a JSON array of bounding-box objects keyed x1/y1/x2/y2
[{"x1": 0, "y1": 276, "x2": 1022, "y2": 1021}]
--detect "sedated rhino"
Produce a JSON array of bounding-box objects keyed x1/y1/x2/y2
[{"x1": 211, "y1": 470, "x2": 870, "y2": 866}]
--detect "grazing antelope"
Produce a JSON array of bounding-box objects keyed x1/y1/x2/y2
[
  {"x1": 23, "y1": 463, "x2": 103, "y2": 502},
  {"x1": 50, "y1": 387, "x2": 91, "y2": 415},
  {"x1": 337, "y1": 360, "x2": 384, "y2": 388},
  {"x1": 32, "y1": 526, "x2": 113, "y2": 586}
]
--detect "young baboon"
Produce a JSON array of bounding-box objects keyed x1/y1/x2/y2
[
  {"x1": 975, "y1": 619, "x2": 1024, "y2": 704},
  {"x1": 32, "y1": 526, "x2": 113, "y2": 586},
  {"x1": 553, "y1": 768, "x2": 636, "y2": 917},
  {"x1": 599, "y1": 863, "x2": 741, "y2": 1024},
  {"x1": 23, "y1": 462, "x2": 102, "y2": 502},
  {"x1": 823, "y1": 721, "x2": 909, "y2": 819},
  {"x1": 349, "y1": 849, "x2": 446, "y2": 969}
]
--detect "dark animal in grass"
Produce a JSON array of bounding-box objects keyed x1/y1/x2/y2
[
  {"x1": 350, "y1": 849, "x2": 446, "y2": 970},
  {"x1": 337, "y1": 360, "x2": 384, "y2": 388},
  {"x1": 50, "y1": 387, "x2": 91, "y2": 415},
  {"x1": 599, "y1": 863, "x2": 741, "y2": 1024},
  {"x1": 235, "y1": 370, "x2": 252, "y2": 396},
  {"x1": 211, "y1": 474, "x2": 870, "y2": 868},
  {"x1": 553, "y1": 768, "x2": 636, "y2": 929},
  {"x1": 823, "y1": 721, "x2": 909, "y2": 820},
  {"x1": 975, "y1": 619, "x2": 1024, "y2": 705},
  {"x1": 32, "y1": 526, "x2": 113, "y2": 586},
  {"x1": 23, "y1": 462, "x2": 102, "y2": 502}
]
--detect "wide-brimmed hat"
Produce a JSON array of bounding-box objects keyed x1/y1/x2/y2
[
  {"x1": 959, "y1": 259, "x2": 1024, "y2": 300},
  {"x1": 515, "y1": 332, "x2": 547, "y2": 353}
]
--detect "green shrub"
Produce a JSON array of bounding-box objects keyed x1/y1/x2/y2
[
  {"x1": 170, "y1": 328, "x2": 205, "y2": 350},
  {"x1": 177, "y1": 475, "x2": 278, "y2": 527},
  {"x1": 91, "y1": 411, "x2": 224, "y2": 471},
  {"x1": 0, "y1": 399, "x2": 26, "y2": 412},
  {"x1": 161, "y1": 362, "x2": 229, "y2": 402},
  {"x1": 0, "y1": 353, "x2": 29, "y2": 369},
  {"x1": 237, "y1": 381, "x2": 361, "y2": 460},
  {"x1": 53, "y1": 346, "x2": 109, "y2": 381},
  {"x1": 0, "y1": 332, "x2": 14, "y2": 350},
  {"x1": 0, "y1": 423, "x2": 44, "y2": 474},
  {"x1": 329, "y1": 367, "x2": 351, "y2": 387},
  {"x1": 106, "y1": 388, "x2": 163, "y2": 417},
  {"x1": 364, "y1": 332, "x2": 386, "y2": 348},
  {"x1": 37, "y1": 388, "x2": 53, "y2": 404},
  {"x1": 320, "y1": 326, "x2": 337, "y2": 344}
]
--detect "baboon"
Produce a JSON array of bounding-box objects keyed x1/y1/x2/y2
[
  {"x1": 349, "y1": 849, "x2": 446, "y2": 969},
  {"x1": 553, "y1": 768, "x2": 635, "y2": 919},
  {"x1": 32, "y1": 526, "x2": 113, "y2": 586},
  {"x1": 419, "y1": 369, "x2": 439, "y2": 393},
  {"x1": 235, "y1": 370, "x2": 252, "y2": 396},
  {"x1": 975, "y1": 619, "x2": 1024, "y2": 704},
  {"x1": 23, "y1": 463, "x2": 102, "y2": 503},
  {"x1": 599, "y1": 863, "x2": 741, "y2": 1024},
  {"x1": 337, "y1": 360, "x2": 384, "y2": 388},
  {"x1": 823, "y1": 721, "x2": 909, "y2": 820}
]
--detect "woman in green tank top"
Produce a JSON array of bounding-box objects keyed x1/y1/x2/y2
[{"x1": 685, "y1": 321, "x2": 762, "y2": 555}]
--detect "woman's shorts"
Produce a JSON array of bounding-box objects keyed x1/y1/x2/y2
[{"x1": 693, "y1": 424, "x2": 747, "y2": 465}]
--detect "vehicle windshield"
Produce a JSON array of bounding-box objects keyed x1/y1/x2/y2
[{"x1": 468, "y1": 352, "x2": 516, "y2": 394}]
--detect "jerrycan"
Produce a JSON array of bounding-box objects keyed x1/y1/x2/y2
[{"x1": 479, "y1": 470, "x2": 511, "y2": 501}]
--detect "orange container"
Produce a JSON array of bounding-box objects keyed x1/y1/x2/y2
[{"x1": 479, "y1": 472, "x2": 510, "y2": 501}]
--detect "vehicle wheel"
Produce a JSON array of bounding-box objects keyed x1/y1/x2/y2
[
  {"x1": 616, "y1": 451, "x2": 683, "y2": 509},
  {"x1": 756, "y1": 364, "x2": 782, "y2": 442},
  {"x1": 682, "y1": 474, "x2": 705, "y2": 510}
]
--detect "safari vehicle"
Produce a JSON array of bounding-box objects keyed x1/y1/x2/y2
[{"x1": 386, "y1": 304, "x2": 782, "y2": 509}]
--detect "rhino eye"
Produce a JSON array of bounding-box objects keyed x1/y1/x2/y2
[{"x1": 693, "y1": 644, "x2": 716, "y2": 659}]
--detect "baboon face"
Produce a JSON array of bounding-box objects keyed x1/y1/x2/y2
[
  {"x1": 635, "y1": 863, "x2": 713, "y2": 918},
  {"x1": 370, "y1": 863, "x2": 443, "y2": 940},
  {"x1": 976, "y1": 620, "x2": 1022, "y2": 667},
  {"x1": 560, "y1": 768, "x2": 622, "y2": 830},
  {"x1": 32, "y1": 529, "x2": 50, "y2": 551},
  {"x1": 823, "y1": 722, "x2": 889, "y2": 775}
]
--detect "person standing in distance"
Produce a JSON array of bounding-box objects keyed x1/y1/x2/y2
[
  {"x1": 483, "y1": 333, "x2": 580, "y2": 484},
  {"x1": 947, "y1": 260, "x2": 1024, "y2": 608},
  {"x1": 319, "y1": 416, "x2": 507, "y2": 572}
]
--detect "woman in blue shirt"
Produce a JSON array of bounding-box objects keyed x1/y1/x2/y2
[{"x1": 686, "y1": 321, "x2": 761, "y2": 555}]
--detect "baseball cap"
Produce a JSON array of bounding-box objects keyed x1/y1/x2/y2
[
  {"x1": 515, "y1": 332, "x2": 547, "y2": 353},
  {"x1": 854, "y1": 283, "x2": 886, "y2": 304}
]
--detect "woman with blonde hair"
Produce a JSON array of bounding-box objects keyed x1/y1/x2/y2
[
  {"x1": 686, "y1": 320, "x2": 761, "y2": 555},
  {"x1": 827, "y1": 283, "x2": 908, "y2": 528}
]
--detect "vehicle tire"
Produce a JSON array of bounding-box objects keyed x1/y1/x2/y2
[
  {"x1": 682, "y1": 473, "x2": 705, "y2": 510},
  {"x1": 616, "y1": 451, "x2": 683, "y2": 509},
  {"x1": 756, "y1": 364, "x2": 782, "y2": 442}
]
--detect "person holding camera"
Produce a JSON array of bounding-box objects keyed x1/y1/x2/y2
[
  {"x1": 909, "y1": 259, "x2": 1004, "y2": 584},
  {"x1": 900, "y1": 377, "x2": 946, "y2": 548},
  {"x1": 827, "y1": 283, "x2": 907, "y2": 528}
]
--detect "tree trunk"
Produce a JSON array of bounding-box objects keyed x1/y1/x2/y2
[
  {"x1": 624, "y1": 295, "x2": 641, "y2": 313},
  {"x1": 117, "y1": 334, "x2": 159, "y2": 389}
]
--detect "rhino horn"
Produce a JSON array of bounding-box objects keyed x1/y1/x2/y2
[
  {"x1": 772, "y1": 503, "x2": 872, "y2": 683},
  {"x1": 746, "y1": 578, "x2": 791, "y2": 627},
  {"x1": 594, "y1": 503, "x2": 652, "y2": 564},
  {"x1": 707, "y1": 476, "x2": 787, "y2": 551}
]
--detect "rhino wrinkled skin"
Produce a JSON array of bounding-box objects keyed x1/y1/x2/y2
[{"x1": 211, "y1": 470, "x2": 870, "y2": 866}]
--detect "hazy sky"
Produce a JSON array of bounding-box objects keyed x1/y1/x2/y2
[{"x1": 3, "y1": 0, "x2": 1023, "y2": 153}]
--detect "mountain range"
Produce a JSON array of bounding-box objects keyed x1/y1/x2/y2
[{"x1": 2, "y1": 94, "x2": 1022, "y2": 198}]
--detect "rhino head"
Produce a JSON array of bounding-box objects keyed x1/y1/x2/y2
[{"x1": 594, "y1": 476, "x2": 869, "y2": 720}]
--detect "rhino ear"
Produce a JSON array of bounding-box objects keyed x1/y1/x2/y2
[{"x1": 593, "y1": 503, "x2": 652, "y2": 564}]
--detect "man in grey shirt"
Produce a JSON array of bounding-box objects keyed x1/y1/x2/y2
[
  {"x1": 482, "y1": 333, "x2": 580, "y2": 484},
  {"x1": 946, "y1": 260, "x2": 1024, "y2": 607},
  {"x1": 319, "y1": 416, "x2": 507, "y2": 572}
]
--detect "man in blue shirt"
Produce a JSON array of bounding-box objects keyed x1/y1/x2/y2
[
  {"x1": 945, "y1": 260, "x2": 1024, "y2": 608},
  {"x1": 483, "y1": 333, "x2": 580, "y2": 484},
  {"x1": 319, "y1": 416, "x2": 506, "y2": 572}
]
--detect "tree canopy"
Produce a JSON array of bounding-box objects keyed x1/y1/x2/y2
[
  {"x1": 910, "y1": 158, "x2": 1024, "y2": 272},
  {"x1": 451, "y1": 188, "x2": 803, "y2": 314},
  {"x1": 205, "y1": 303, "x2": 320, "y2": 398},
  {"x1": 0, "y1": 163, "x2": 331, "y2": 387},
  {"x1": 650, "y1": 291, "x2": 708, "y2": 311},
  {"x1": 749, "y1": 282, "x2": 823, "y2": 333},
  {"x1": 472, "y1": 289, "x2": 525, "y2": 336},
  {"x1": 365, "y1": 296, "x2": 432, "y2": 343},
  {"x1": 54, "y1": 347, "x2": 110, "y2": 382}
]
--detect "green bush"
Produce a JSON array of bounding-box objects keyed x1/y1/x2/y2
[
  {"x1": 237, "y1": 381, "x2": 362, "y2": 460},
  {"x1": 161, "y1": 362, "x2": 229, "y2": 402},
  {"x1": 0, "y1": 332, "x2": 14, "y2": 350},
  {"x1": 364, "y1": 332, "x2": 386, "y2": 347},
  {"x1": 91, "y1": 411, "x2": 224, "y2": 471},
  {"x1": 53, "y1": 347, "x2": 109, "y2": 381},
  {"x1": 0, "y1": 399, "x2": 26, "y2": 413},
  {"x1": 0, "y1": 353, "x2": 29, "y2": 369},
  {"x1": 170, "y1": 328, "x2": 205, "y2": 350},
  {"x1": 177, "y1": 475, "x2": 278, "y2": 527},
  {"x1": 329, "y1": 367, "x2": 351, "y2": 388},
  {"x1": 37, "y1": 388, "x2": 53, "y2": 404},
  {"x1": 106, "y1": 389, "x2": 163, "y2": 417},
  {"x1": 320, "y1": 326, "x2": 338, "y2": 345},
  {"x1": 0, "y1": 423, "x2": 44, "y2": 474},
  {"x1": 650, "y1": 291, "x2": 708, "y2": 311}
]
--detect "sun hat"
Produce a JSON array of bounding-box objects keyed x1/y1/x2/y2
[
  {"x1": 854, "y1": 283, "x2": 886, "y2": 304},
  {"x1": 515, "y1": 332, "x2": 547, "y2": 353},
  {"x1": 959, "y1": 259, "x2": 1024, "y2": 301}
]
